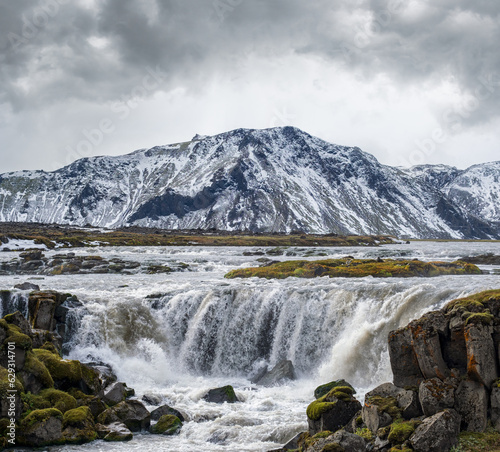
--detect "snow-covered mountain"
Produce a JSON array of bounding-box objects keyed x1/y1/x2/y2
[{"x1": 0, "y1": 127, "x2": 498, "y2": 239}]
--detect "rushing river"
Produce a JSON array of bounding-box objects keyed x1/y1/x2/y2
[{"x1": 1, "y1": 241, "x2": 500, "y2": 451}]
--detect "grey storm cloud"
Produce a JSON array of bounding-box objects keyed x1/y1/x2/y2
[{"x1": 0, "y1": 0, "x2": 499, "y2": 171}]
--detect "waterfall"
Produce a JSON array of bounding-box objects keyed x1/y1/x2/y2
[
  {"x1": 0, "y1": 290, "x2": 29, "y2": 318},
  {"x1": 65, "y1": 278, "x2": 486, "y2": 392}
]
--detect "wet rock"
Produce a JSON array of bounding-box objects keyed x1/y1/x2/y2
[
  {"x1": 20, "y1": 250, "x2": 44, "y2": 261},
  {"x1": 410, "y1": 409, "x2": 461, "y2": 452},
  {"x1": 307, "y1": 384, "x2": 361, "y2": 434},
  {"x1": 203, "y1": 385, "x2": 239, "y2": 403},
  {"x1": 254, "y1": 360, "x2": 296, "y2": 386},
  {"x1": 151, "y1": 404, "x2": 185, "y2": 422},
  {"x1": 464, "y1": 322, "x2": 498, "y2": 388},
  {"x1": 100, "y1": 422, "x2": 134, "y2": 441},
  {"x1": 3, "y1": 310, "x2": 32, "y2": 336},
  {"x1": 149, "y1": 414, "x2": 182, "y2": 435},
  {"x1": 102, "y1": 382, "x2": 129, "y2": 406},
  {"x1": 14, "y1": 282, "x2": 40, "y2": 291},
  {"x1": 142, "y1": 393, "x2": 163, "y2": 406},
  {"x1": 98, "y1": 400, "x2": 150, "y2": 432},
  {"x1": 330, "y1": 429, "x2": 366, "y2": 451},
  {"x1": 455, "y1": 380, "x2": 488, "y2": 432},
  {"x1": 418, "y1": 378, "x2": 455, "y2": 416},
  {"x1": 32, "y1": 297, "x2": 57, "y2": 330}
]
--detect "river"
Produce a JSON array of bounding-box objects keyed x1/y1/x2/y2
[{"x1": 1, "y1": 241, "x2": 499, "y2": 451}]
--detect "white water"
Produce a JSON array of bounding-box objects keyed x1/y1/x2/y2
[{"x1": 1, "y1": 241, "x2": 500, "y2": 451}]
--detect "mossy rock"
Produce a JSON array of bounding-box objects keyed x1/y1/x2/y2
[
  {"x1": 18, "y1": 408, "x2": 64, "y2": 446},
  {"x1": 314, "y1": 379, "x2": 356, "y2": 399},
  {"x1": 33, "y1": 349, "x2": 82, "y2": 389},
  {"x1": 355, "y1": 427, "x2": 373, "y2": 441},
  {"x1": 62, "y1": 406, "x2": 97, "y2": 444},
  {"x1": 321, "y1": 444, "x2": 345, "y2": 452},
  {"x1": 387, "y1": 421, "x2": 415, "y2": 444},
  {"x1": 365, "y1": 395, "x2": 402, "y2": 420},
  {"x1": 39, "y1": 388, "x2": 77, "y2": 413},
  {"x1": 0, "y1": 366, "x2": 24, "y2": 398},
  {"x1": 41, "y1": 341, "x2": 61, "y2": 356},
  {"x1": 150, "y1": 414, "x2": 182, "y2": 435},
  {"x1": 465, "y1": 311, "x2": 494, "y2": 326},
  {"x1": 20, "y1": 350, "x2": 54, "y2": 391},
  {"x1": 307, "y1": 386, "x2": 356, "y2": 421},
  {"x1": 2, "y1": 322, "x2": 32, "y2": 350},
  {"x1": 80, "y1": 364, "x2": 103, "y2": 394}
]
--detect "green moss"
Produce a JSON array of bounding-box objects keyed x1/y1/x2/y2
[
  {"x1": 451, "y1": 426, "x2": 500, "y2": 451},
  {"x1": 465, "y1": 311, "x2": 494, "y2": 326},
  {"x1": 150, "y1": 415, "x2": 182, "y2": 435},
  {"x1": 41, "y1": 341, "x2": 61, "y2": 356},
  {"x1": 366, "y1": 396, "x2": 401, "y2": 420},
  {"x1": 355, "y1": 427, "x2": 373, "y2": 441},
  {"x1": 63, "y1": 406, "x2": 92, "y2": 426},
  {"x1": 225, "y1": 258, "x2": 481, "y2": 279},
  {"x1": 33, "y1": 349, "x2": 82, "y2": 384},
  {"x1": 21, "y1": 407, "x2": 63, "y2": 431},
  {"x1": 0, "y1": 366, "x2": 24, "y2": 397},
  {"x1": 2, "y1": 323, "x2": 32, "y2": 350},
  {"x1": 320, "y1": 444, "x2": 345, "y2": 452},
  {"x1": 387, "y1": 421, "x2": 415, "y2": 444},
  {"x1": 80, "y1": 364, "x2": 102, "y2": 394},
  {"x1": 38, "y1": 388, "x2": 77, "y2": 413},
  {"x1": 307, "y1": 400, "x2": 338, "y2": 421},
  {"x1": 314, "y1": 379, "x2": 356, "y2": 399},
  {"x1": 22, "y1": 350, "x2": 54, "y2": 389},
  {"x1": 446, "y1": 289, "x2": 500, "y2": 316},
  {"x1": 313, "y1": 431, "x2": 333, "y2": 439}
]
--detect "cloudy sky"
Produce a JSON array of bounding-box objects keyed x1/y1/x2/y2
[{"x1": 1, "y1": 0, "x2": 499, "y2": 173}]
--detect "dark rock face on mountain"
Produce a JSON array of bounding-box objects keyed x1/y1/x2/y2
[{"x1": 0, "y1": 127, "x2": 498, "y2": 239}]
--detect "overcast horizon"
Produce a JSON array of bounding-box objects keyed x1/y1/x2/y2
[{"x1": 1, "y1": 0, "x2": 500, "y2": 173}]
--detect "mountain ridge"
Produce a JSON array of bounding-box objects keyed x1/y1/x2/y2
[{"x1": 0, "y1": 126, "x2": 498, "y2": 239}]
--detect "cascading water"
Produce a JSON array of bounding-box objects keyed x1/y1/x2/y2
[{"x1": 1, "y1": 241, "x2": 499, "y2": 451}]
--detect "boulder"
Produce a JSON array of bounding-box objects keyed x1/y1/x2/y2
[
  {"x1": 150, "y1": 414, "x2": 182, "y2": 435},
  {"x1": 464, "y1": 323, "x2": 498, "y2": 388},
  {"x1": 388, "y1": 326, "x2": 424, "y2": 387},
  {"x1": 410, "y1": 409, "x2": 461, "y2": 452},
  {"x1": 203, "y1": 385, "x2": 239, "y2": 403},
  {"x1": 254, "y1": 360, "x2": 296, "y2": 386},
  {"x1": 151, "y1": 404, "x2": 185, "y2": 422},
  {"x1": 455, "y1": 379, "x2": 488, "y2": 432},
  {"x1": 18, "y1": 408, "x2": 64, "y2": 447},
  {"x1": 62, "y1": 406, "x2": 97, "y2": 444},
  {"x1": 418, "y1": 378, "x2": 455, "y2": 416},
  {"x1": 3, "y1": 310, "x2": 32, "y2": 336},
  {"x1": 14, "y1": 282, "x2": 40, "y2": 291},
  {"x1": 142, "y1": 393, "x2": 163, "y2": 406},
  {"x1": 307, "y1": 385, "x2": 361, "y2": 434},
  {"x1": 314, "y1": 379, "x2": 355, "y2": 399},
  {"x1": 103, "y1": 381, "x2": 129, "y2": 406},
  {"x1": 32, "y1": 298, "x2": 57, "y2": 330},
  {"x1": 100, "y1": 422, "x2": 134, "y2": 441},
  {"x1": 361, "y1": 400, "x2": 392, "y2": 433},
  {"x1": 98, "y1": 400, "x2": 151, "y2": 432},
  {"x1": 365, "y1": 382, "x2": 421, "y2": 419},
  {"x1": 331, "y1": 430, "x2": 366, "y2": 451}
]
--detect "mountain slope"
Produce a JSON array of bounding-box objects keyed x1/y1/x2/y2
[{"x1": 0, "y1": 127, "x2": 497, "y2": 239}]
